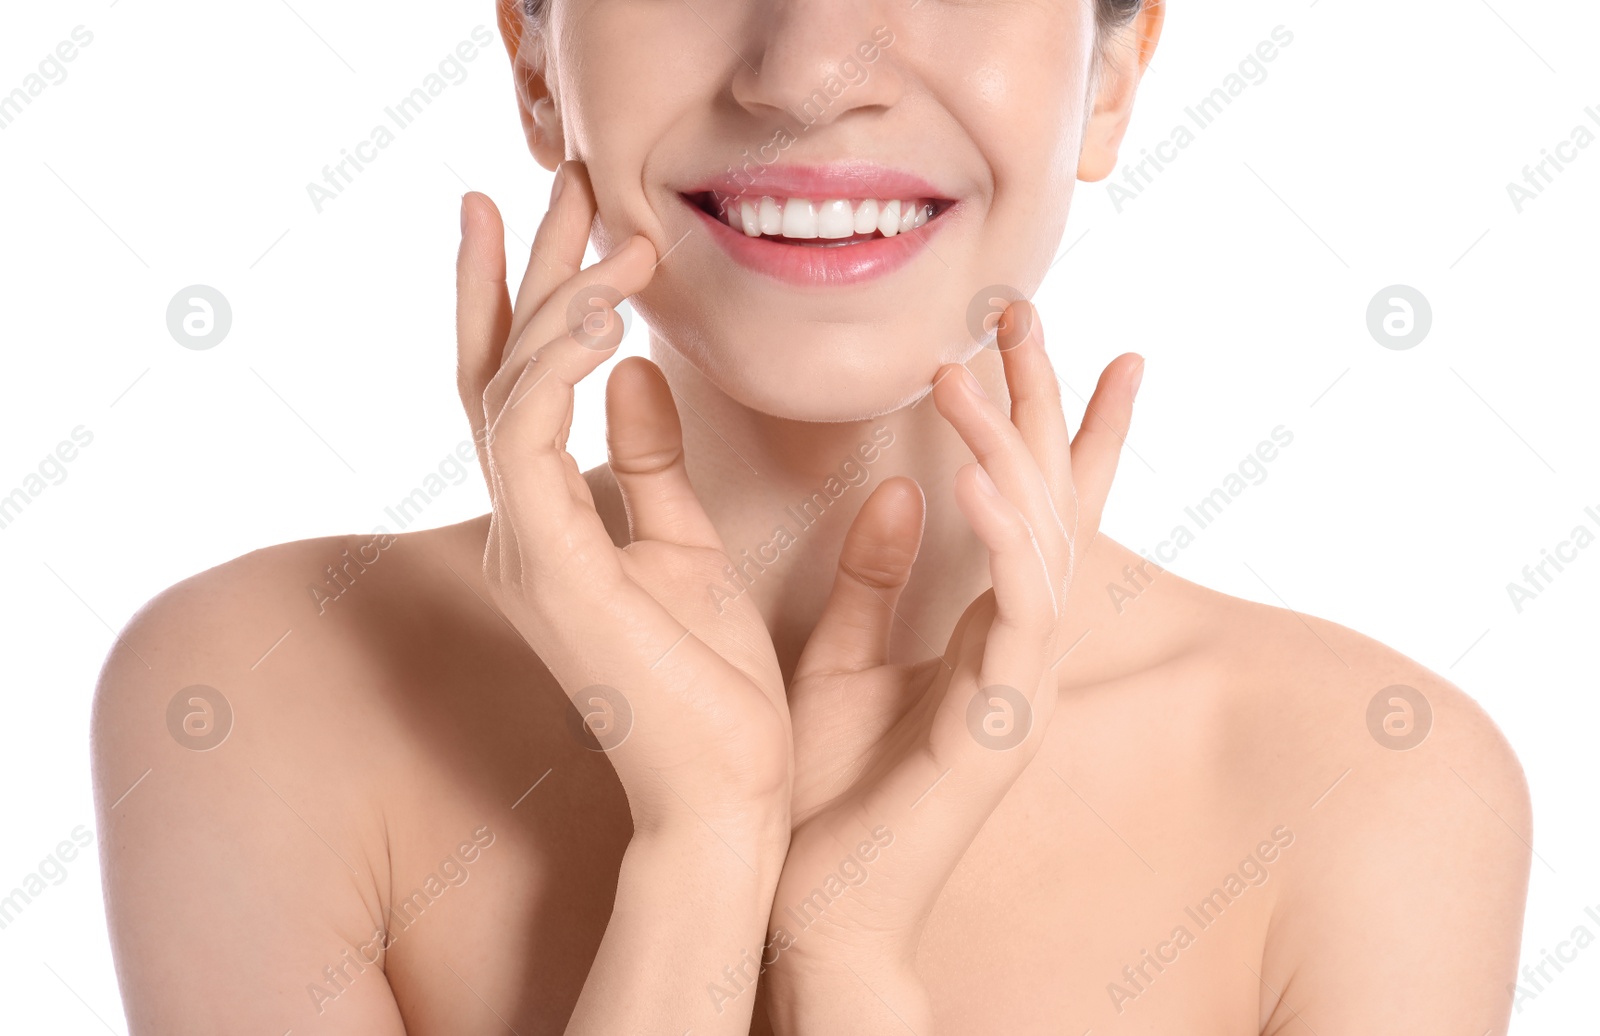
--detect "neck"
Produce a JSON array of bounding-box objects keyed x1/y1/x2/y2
[{"x1": 638, "y1": 334, "x2": 1024, "y2": 679}]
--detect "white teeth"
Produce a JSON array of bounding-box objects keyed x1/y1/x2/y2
[
  {"x1": 816, "y1": 198, "x2": 855, "y2": 239},
  {"x1": 758, "y1": 196, "x2": 783, "y2": 235},
  {"x1": 781, "y1": 197, "x2": 818, "y2": 239},
  {"x1": 711, "y1": 193, "x2": 936, "y2": 240},
  {"x1": 853, "y1": 199, "x2": 879, "y2": 234},
  {"x1": 877, "y1": 199, "x2": 901, "y2": 238}
]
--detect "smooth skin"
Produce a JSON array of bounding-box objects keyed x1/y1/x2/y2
[{"x1": 91, "y1": 0, "x2": 1531, "y2": 1033}]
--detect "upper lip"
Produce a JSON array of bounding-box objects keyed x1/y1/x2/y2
[{"x1": 681, "y1": 161, "x2": 952, "y2": 202}]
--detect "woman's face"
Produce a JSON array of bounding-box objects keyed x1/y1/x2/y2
[{"x1": 505, "y1": 0, "x2": 1151, "y2": 421}]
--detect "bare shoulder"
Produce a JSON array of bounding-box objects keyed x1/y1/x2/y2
[
  {"x1": 92, "y1": 515, "x2": 511, "y2": 738},
  {"x1": 92, "y1": 527, "x2": 413, "y2": 761},
  {"x1": 1189, "y1": 585, "x2": 1529, "y2": 814},
  {"x1": 89, "y1": 522, "x2": 501, "y2": 1034},
  {"x1": 1177, "y1": 582, "x2": 1531, "y2": 1031}
]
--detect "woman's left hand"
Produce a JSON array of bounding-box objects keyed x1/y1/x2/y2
[{"x1": 760, "y1": 302, "x2": 1142, "y2": 1033}]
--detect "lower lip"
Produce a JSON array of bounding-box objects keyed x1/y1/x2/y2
[{"x1": 685, "y1": 198, "x2": 953, "y2": 288}]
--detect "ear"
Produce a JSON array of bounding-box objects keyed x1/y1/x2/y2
[
  {"x1": 496, "y1": 0, "x2": 565, "y2": 170},
  {"x1": 1078, "y1": 1, "x2": 1165, "y2": 182}
]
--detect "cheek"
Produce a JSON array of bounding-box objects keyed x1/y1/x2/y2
[{"x1": 970, "y1": 64, "x2": 1008, "y2": 107}]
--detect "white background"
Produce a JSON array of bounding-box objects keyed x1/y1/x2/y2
[{"x1": 1, "y1": 0, "x2": 1595, "y2": 1031}]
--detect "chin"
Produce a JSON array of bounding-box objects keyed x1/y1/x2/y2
[{"x1": 636, "y1": 299, "x2": 969, "y2": 423}]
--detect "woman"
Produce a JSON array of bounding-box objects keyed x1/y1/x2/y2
[{"x1": 91, "y1": 0, "x2": 1531, "y2": 1032}]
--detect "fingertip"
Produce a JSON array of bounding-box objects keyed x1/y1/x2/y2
[
  {"x1": 878, "y1": 474, "x2": 926, "y2": 510},
  {"x1": 836, "y1": 477, "x2": 925, "y2": 595},
  {"x1": 607, "y1": 354, "x2": 662, "y2": 400},
  {"x1": 996, "y1": 299, "x2": 1041, "y2": 355},
  {"x1": 930, "y1": 362, "x2": 968, "y2": 402},
  {"x1": 625, "y1": 233, "x2": 659, "y2": 268},
  {"x1": 864, "y1": 475, "x2": 927, "y2": 542},
  {"x1": 459, "y1": 193, "x2": 508, "y2": 279},
  {"x1": 461, "y1": 191, "x2": 496, "y2": 231}
]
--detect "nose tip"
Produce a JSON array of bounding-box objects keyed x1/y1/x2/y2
[{"x1": 730, "y1": 19, "x2": 901, "y2": 129}]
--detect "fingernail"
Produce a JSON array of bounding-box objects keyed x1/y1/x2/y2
[
  {"x1": 460, "y1": 193, "x2": 470, "y2": 235},
  {"x1": 549, "y1": 163, "x2": 565, "y2": 205},
  {"x1": 959, "y1": 366, "x2": 986, "y2": 399},
  {"x1": 974, "y1": 465, "x2": 1000, "y2": 497},
  {"x1": 1131, "y1": 357, "x2": 1146, "y2": 399}
]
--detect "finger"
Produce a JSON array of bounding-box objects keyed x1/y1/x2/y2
[
  {"x1": 498, "y1": 163, "x2": 659, "y2": 389},
  {"x1": 486, "y1": 327, "x2": 626, "y2": 530},
  {"x1": 482, "y1": 235, "x2": 656, "y2": 423},
  {"x1": 995, "y1": 302, "x2": 1074, "y2": 531},
  {"x1": 920, "y1": 467, "x2": 1057, "y2": 779},
  {"x1": 457, "y1": 192, "x2": 512, "y2": 486},
  {"x1": 604, "y1": 357, "x2": 723, "y2": 550},
  {"x1": 931, "y1": 362, "x2": 1067, "y2": 592},
  {"x1": 953, "y1": 462, "x2": 1056, "y2": 644},
  {"x1": 503, "y1": 160, "x2": 595, "y2": 365},
  {"x1": 794, "y1": 477, "x2": 926, "y2": 678},
  {"x1": 1068, "y1": 353, "x2": 1143, "y2": 539}
]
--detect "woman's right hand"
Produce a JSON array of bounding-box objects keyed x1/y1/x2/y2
[
  {"x1": 458, "y1": 166, "x2": 790, "y2": 1033},
  {"x1": 456, "y1": 165, "x2": 791, "y2": 847}
]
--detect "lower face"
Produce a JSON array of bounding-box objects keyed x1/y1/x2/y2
[{"x1": 552, "y1": 0, "x2": 1097, "y2": 422}]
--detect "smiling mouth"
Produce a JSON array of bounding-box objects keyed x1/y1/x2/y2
[{"x1": 684, "y1": 191, "x2": 954, "y2": 246}]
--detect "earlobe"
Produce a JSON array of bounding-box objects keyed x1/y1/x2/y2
[
  {"x1": 1077, "y1": 1, "x2": 1166, "y2": 183},
  {"x1": 522, "y1": 82, "x2": 566, "y2": 170},
  {"x1": 496, "y1": 0, "x2": 565, "y2": 169},
  {"x1": 1077, "y1": 102, "x2": 1129, "y2": 183}
]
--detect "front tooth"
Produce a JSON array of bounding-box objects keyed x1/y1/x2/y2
[
  {"x1": 853, "y1": 199, "x2": 879, "y2": 235},
  {"x1": 739, "y1": 199, "x2": 761, "y2": 237},
  {"x1": 911, "y1": 202, "x2": 930, "y2": 229},
  {"x1": 898, "y1": 200, "x2": 917, "y2": 233},
  {"x1": 781, "y1": 198, "x2": 819, "y2": 238},
  {"x1": 758, "y1": 196, "x2": 783, "y2": 235},
  {"x1": 816, "y1": 199, "x2": 854, "y2": 239},
  {"x1": 877, "y1": 199, "x2": 901, "y2": 237}
]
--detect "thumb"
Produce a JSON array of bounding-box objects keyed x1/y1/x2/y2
[
  {"x1": 604, "y1": 356, "x2": 723, "y2": 550},
  {"x1": 795, "y1": 477, "x2": 926, "y2": 678}
]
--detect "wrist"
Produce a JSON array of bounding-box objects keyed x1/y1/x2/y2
[
  {"x1": 763, "y1": 953, "x2": 930, "y2": 1035},
  {"x1": 625, "y1": 813, "x2": 790, "y2": 891}
]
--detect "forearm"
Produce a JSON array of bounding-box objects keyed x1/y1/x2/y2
[{"x1": 566, "y1": 828, "x2": 785, "y2": 1035}]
